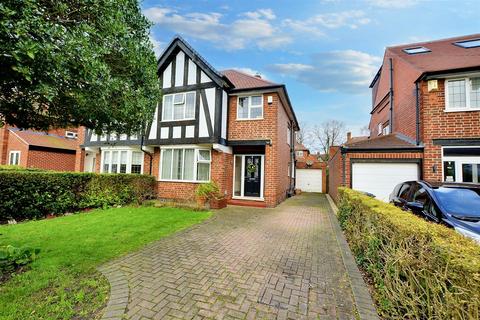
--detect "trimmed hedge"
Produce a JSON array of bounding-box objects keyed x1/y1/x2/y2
[
  {"x1": 0, "y1": 171, "x2": 156, "y2": 222},
  {"x1": 337, "y1": 188, "x2": 480, "y2": 320}
]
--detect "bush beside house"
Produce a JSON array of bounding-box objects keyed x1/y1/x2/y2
[
  {"x1": 0, "y1": 171, "x2": 155, "y2": 222},
  {"x1": 337, "y1": 188, "x2": 480, "y2": 319}
]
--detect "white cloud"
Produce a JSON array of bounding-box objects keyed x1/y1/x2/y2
[
  {"x1": 227, "y1": 67, "x2": 270, "y2": 80},
  {"x1": 366, "y1": 0, "x2": 419, "y2": 8},
  {"x1": 283, "y1": 10, "x2": 371, "y2": 36},
  {"x1": 143, "y1": 7, "x2": 291, "y2": 50},
  {"x1": 149, "y1": 35, "x2": 164, "y2": 57},
  {"x1": 267, "y1": 50, "x2": 381, "y2": 93}
]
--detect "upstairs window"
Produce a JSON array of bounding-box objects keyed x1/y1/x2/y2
[
  {"x1": 382, "y1": 121, "x2": 390, "y2": 135},
  {"x1": 445, "y1": 77, "x2": 480, "y2": 111},
  {"x1": 162, "y1": 92, "x2": 196, "y2": 121},
  {"x1": 237, "y1": 95, "x2": 263, "y2": 120},
  {"x1": 453, "y1": 38, "x2": 480, "y2": 49},
  {"x1": 296, "y1": 151, "x2": 304, "y2": 158}
]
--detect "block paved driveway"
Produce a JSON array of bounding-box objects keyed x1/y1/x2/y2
[{"x1": 99, "y1": 193, "x2": 376, "y2": 320}]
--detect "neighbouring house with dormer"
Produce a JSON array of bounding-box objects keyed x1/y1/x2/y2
[
  {"x1": 329, "y1": 34, "x2": 480, "y2": 201},
  {"x1": 81, "y1": 37, "x2": 299, "y2": 207}
]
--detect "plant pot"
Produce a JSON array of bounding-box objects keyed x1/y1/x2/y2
[
  {"x1": 210, "y1": 198, "x2": 227, "y2": 209},
  {"x1": 196, "y1": 196, "x2": 207, "y2": 208}
]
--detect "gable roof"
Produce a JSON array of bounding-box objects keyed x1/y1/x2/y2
[
  {"x1": 10, "y1": 129, "x2": 78, "y2": 151},
  {"x1": 387, "y1": 33, "x2": 480, "y2": 77},
  {"x1": 157, "y1": 36, "x2": 233, "y2": 89},
  {"x1": 221, "y1": 70, "x2": 278, "y2": 90}
]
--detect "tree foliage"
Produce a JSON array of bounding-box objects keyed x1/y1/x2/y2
[{"x1": 0, "y1": 0, "x2": 159, "y2": 133}]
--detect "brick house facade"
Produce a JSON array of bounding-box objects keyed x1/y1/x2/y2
[
  {"x1": 0, "y1": 125, "x2": 83, "y2": 171},
  {"x1": 329, "y1": 34, "x2": 480, "y2": 201},
  {"x1": 82, "y1": 37, "x2": 299, "y2": 207}
]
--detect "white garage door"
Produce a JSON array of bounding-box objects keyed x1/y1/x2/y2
[
  {"x1": 352, "y1": 162, "x2": 419, "y2": 201},
  {"x1": 296, "y1": 169, "x2": 323, "y2": 192}
]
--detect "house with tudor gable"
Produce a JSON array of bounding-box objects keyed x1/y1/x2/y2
[{"x1": 81, "y1": 36, "x2": 299, "y2": 208}]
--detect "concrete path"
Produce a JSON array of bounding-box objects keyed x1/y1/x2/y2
[{"x1": 98, "y1": 193, "x2": 378, "y2": 320}]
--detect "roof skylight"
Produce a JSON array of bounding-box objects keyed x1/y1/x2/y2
[
  {"x1": 403, "y1": 46, "x2": 431, "y2": 54},
  {"x1": 453, "y1": 38, "x2": 480, "y2": 48}
]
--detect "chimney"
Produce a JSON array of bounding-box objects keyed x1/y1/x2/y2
[
  {"x1": 254, "y1": 73, "x2": 262, "y2": 79},
  {"x1": 347, "y1": 132, "x2": 352, "y2": 142}
]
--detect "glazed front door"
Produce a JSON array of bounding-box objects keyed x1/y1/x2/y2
[{"x1": 244, "y1": 156, "x2": 261, "y2": 197}]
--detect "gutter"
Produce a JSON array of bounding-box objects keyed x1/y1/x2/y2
[
  {"x1": 415, "y1": 82, "x2": 421, "y2": 145},
  {"x1": 389, "y1": 58, "x2": 394, "y2": 134}
]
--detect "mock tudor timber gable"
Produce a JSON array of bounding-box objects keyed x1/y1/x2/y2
[{"x1": 149, "y1": 37, "x2": 233, "y2": 146}]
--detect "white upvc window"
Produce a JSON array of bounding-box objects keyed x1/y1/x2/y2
[
  {"x1": 377, "y1": 123, "x2": 383, "y2": 135},
  {"x1": 160, "y1": 148, "x2": 211, "y2": 182},
  {"x1": 101, "y1": 149, "x2": 143, "y2": 174},
  {"x1": 9, "y1": 151, "x2": 20, "y2": 165},
  {"x1": 296, "y1": 151, "x2": 304, "y2": 158},
  {"x1": 382, "y1": 123, "x2": 390, "y2": 135},
  {"x1": 162, "y1": 92, "x2": 196, "y2": 121},
  {"x1": 237, "y1": 95, "x2": 263, "y2": 120},
  {"x1": 445, "y1": 77, "x2": 480, "y2": 111}
]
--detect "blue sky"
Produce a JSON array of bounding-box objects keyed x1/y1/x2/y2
[{"x1": 142, "y1": 0, "x2": 479, "y2": 135}]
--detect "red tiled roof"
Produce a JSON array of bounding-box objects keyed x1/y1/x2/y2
[
  {"x1": 344, "y1": 133, "x2": 419, "y2": 150},
  {"x1": 388, "y1": 34, "x2": 480, "y2": 74},
  {"x1": 11, "y1": 130, "x2": 78, "y2": 150},
  {"x1": 221, "y1": 70, "x2": 278, "y2": 90}
]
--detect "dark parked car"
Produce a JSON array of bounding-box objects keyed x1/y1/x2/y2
[{"x1": 389, "y1": 181, "x2": 480, "y2": 242}]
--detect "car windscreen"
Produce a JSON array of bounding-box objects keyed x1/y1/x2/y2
[{"x1": 434, "y1": 187, "x2": 480, "y2": 217}]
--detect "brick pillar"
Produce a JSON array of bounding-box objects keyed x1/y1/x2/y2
[
  {"x1": 75, "y1": 127, "x2": 86, "y2": 172},
  {"x1": 0, "y1": 126, "x2": 10, "y2": 165}
]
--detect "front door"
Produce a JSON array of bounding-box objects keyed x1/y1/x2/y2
[{"x1": 244, "y1": 156, "x2": 262, "y2": 197}]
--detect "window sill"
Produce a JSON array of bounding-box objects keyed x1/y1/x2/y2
[
  {"x1": 444, "y1": 108, "x2": 480, "y2": 113},
  {"x1": 159, "y1": 179, "x2": 209, "y2": 184},
  {"x1": 161, "y1": 118, "x2": 196, "y2": 122},
  {"x1": 235, "y1": 118, "x2": 264, "y2": 121}
]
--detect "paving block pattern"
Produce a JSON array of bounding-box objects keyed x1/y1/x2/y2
[{"x1": 99, "y1": 193, "x2": 377, "y2": 319}]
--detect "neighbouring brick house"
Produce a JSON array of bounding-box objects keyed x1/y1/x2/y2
[
  {"x1": 329, "y1": 34, "x2": 480, "y2": 201},
  {"x1": 81, "y1": 36, "x2": 299, "y2": 207},
  {"x1": 294, "y1": 142, "x2": 326, "y2": 193},
  {"x1": 0, "y1": 125, "x2": 84, "y2": 171}
]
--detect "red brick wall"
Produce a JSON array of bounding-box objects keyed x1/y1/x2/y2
[
  {"x1": 28, "y1": 149, "x2": 76, "y2": 171},
  {"x1": 328, "y1": 146, "x2": 343, "y2": 202},
  {"x1": 6, "y1": 131, "x2": 28, "y2": 167},
  {"x1": 369, "y1": 53, "x2": 421, "y2": 140},
  {"x1": 420, "y1": 79, "x2": 480, "y2": 181},
  {"x1": 0, "y1": 126, "x2": 10, "y2": 164},
  {"x1": 275, "y1": 98, "x2": 292, "y2": 205}
]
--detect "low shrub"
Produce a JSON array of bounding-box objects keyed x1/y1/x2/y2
[
  {"x1": 0, "y1": 165, "x2": 43, "y2": 172},
  {"x1": 0, "y1": 171, "x2": 156, "y2": 222},
  {"x1": 195, "y1": 182, "x2": 221, "y2": 200},
  {"x1": 337, "y1": 188, "x2": 480, "y2": 319},
  {"x1": 0, "y1": 245, "x2": 40, "y2": 276}
]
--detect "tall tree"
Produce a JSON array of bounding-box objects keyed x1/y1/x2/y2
[
  {"x1": 295, "y1": 121, "x2": 312, "y2": 145},
  {"x1": 0, "y1": 0, "x2": 159, "y2": 134},
  {"x1": 312, "y1": 120, "x2": 346, "y2": 160}
]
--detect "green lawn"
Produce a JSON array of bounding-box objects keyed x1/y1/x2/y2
[{"x1": 0, "y1": 206, "x2": 211, "y2": 320}]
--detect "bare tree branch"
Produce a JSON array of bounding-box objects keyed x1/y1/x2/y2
[{"x1": 311, "y1": 120, "x2": 347, "y2": 161}]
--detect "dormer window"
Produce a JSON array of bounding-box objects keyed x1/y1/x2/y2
[
  {"x1": 162, "y1": 92, "x2": 196, "y2": 121},
  {"x1": 453, "y1": 38, "x2": 480, "y2": 49},
  {"x1": 403, "y1": 46, "x2": 430, "y2": 54}
]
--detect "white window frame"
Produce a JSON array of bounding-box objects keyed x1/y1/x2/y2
[
  {"x1": 159, "y1": 146, "x2": 211, "y2": 183},
  {"x1": 382, "y1": 124, "x2": 390, "y2": 135},
  {"x1": 232, "y1": 154, "x2": 265, "y2": 201},
  {"x1": 445, "y1": 77, "x2": 480, "y2": 112},
  {"x1": 100, "y1": 148, "x2": 144, "y2": 174},
  {"x1": 296, "y1": 151, "x2": 304, "y2": 158},
  {"x1": 441, "y1": 146, "x2": 480, "y2": 182},
  {"x1": 377, "y1": 123, "x2": 383, "y2": 135},
  {"x1": 236, "y1": 95, "x2": 264, "y2": 120},
  {"x1": 161, "y1": 91, "x2": 196, "y2": 122},
  {"x1": 9, "y1": 151, "x2": 20, "y2": 165}
]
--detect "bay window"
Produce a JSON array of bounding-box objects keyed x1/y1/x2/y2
[
  {"x1": 101, "y1": 150, "x2": 143, "y2": 174},
  {"x1": 160, "y1": 148, "x2": 211, "y2": 182},
  {"x1": 237, "y1": 95, "x2": 263, "y2": 120},
  {"x1": 445, "y1": 77, "x2": 480, "y2": 111},
  {"x1": 162, "y1": 92, "x2": 196, "y2": 121}
]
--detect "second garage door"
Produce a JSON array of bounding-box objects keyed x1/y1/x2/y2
[
  {"x1": 352, "y1": 162, "x2": 419, "y2": 201},
  {"x1": 296, "y1": 169, "x2": 323, "y2": 192}
]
